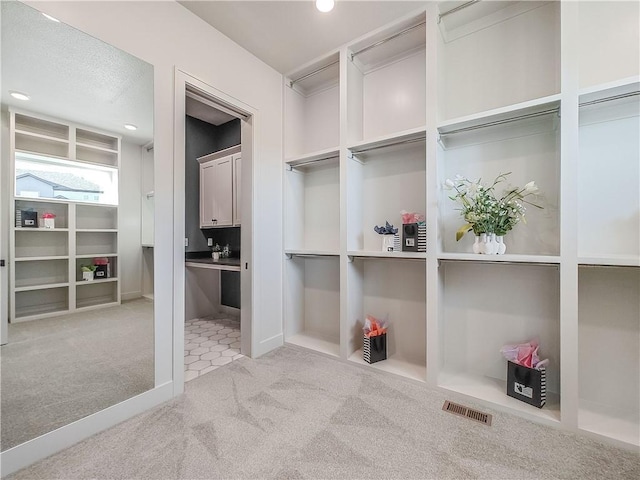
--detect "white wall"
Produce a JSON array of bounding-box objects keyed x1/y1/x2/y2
[
  {"x1": 26, "y1": 0, "x2": 284, "y2": 366},
  {"x1": 119, "y1": 141, "x2": 143, "y2": 300},
  {"x1": 3, "y1": 0, "x2": 283, "y2": 474}
]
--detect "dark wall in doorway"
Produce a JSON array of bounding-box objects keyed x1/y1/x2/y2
[
  {"x1": 185, "y1": 115, "x2": 241, "y2": 309},
  {"x1": 185, "y1": 115, "x2": 241, "y2": 253}
]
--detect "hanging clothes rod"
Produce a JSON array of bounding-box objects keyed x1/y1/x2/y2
[
  {"x1": 439, "y1": 108, "x2": 559, "y2": 137},
  {"x1": 285, "y1": 253, "x2": 338, "y2": 259},
  {"x1": 289, "y1": 60, "x2": 339, "y2": 87},
  {"x1": 438, "y1": 258, "x2": 559, "y2": 268},
  {"x1": 350, "y1": 21, "x2": 426, "y2": 61},
  {"x1": 350, "y1": 136, "x2": 426, "y2": 155},
  {"x1": 286, "y1": 155, "x2": 339, "y2": 170},
  {"x1": 579, "y1": 90, "x2": 639, "y2": 108},
  {"x1": 438, "y1": 0, "x2": 481, "y2": 24}
]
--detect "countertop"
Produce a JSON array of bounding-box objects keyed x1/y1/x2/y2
[{"x1": 185, "y1": 257, "x2": 241, "y2": 271}]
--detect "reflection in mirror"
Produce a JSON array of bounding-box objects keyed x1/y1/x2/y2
[{"x1": 1, "y1": 1, "x2": 154, "y2": 451}]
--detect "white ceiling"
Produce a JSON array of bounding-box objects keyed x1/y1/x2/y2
[
  {"x1": 178, "y1": 0, "x2": 427, "y2": 74},
  {"x1": 1, "y1": 1, "x2": 154, "y2": 144}
]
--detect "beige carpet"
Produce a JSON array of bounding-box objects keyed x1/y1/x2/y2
[
  {"x1": 1, "y1": 298, "x2": 154, "y2": 450},
  {"x1": 8, "y1": 346, "x2": 640, "y2": 479}
]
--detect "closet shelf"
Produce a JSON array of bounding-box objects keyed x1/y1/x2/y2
[
  {"x1": 76, "y1": 277, "x2": 118, "y2": 286},
  {"x1": 285, "y1": 147, "x2": 340, "y2": 168},
  {"x1": 15, "y1": 129, "x2": 70, "y2": 144},
  {"x1": 437, "y1": 94, "x2": 561, "y2": 135},
  {"x1": 76, "y1": 142, "x2": 118, "y2": 154},
  {"x1": 347, "y1": 251, "x2": 426, "y2": 261},
  {"x1": 348, "y1": 351, "x2": 426, "y2": 383},
  {"x1": 439, "y1": 371, "x2": 561, "y2": 424},
  {"x1": 76, "y1": 253, "x2": 117, "y2": 259},
  {"x1": 579, "y1": 400, "x2": 640, "y2": 448},
  {"x1": 348, "y1": 126, "x2": 426, "y2": 156},
  {"x1": 578, "y1": 255, "x2": 640, "y2": 268},
  {"x1": 14, "y1": 228, "x2": 69, "y2": 232},
  {"x1": 76, "y1": 228, "x2": 117, "y2": 233},
  {"x1": 286, "y1": 332, "x2": 340, "y2": 358},
  {"x1": 285, "y1": 249, "x2": 340, "y2": 258},
  {"x1": 437, "y1": 253, "x2": 560, "y2": 265},
  {"x1": 579, "y1": 76, "x2": 640, "y2": 103},
  {"x1": 14, "y1": 282, "x2": 70, "y2": 292},
  {"x1": 15, "y1": 255, "x2": 69, "y2": 262}
]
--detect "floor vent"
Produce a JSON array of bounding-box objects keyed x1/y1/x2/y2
[{"x1": 442, "y1": 400, "x2": 492, "y2": 426}]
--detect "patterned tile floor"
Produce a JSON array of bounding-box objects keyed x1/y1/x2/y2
[{"x1": 184, "y1": 316, "x2": 243, "y2": 382}]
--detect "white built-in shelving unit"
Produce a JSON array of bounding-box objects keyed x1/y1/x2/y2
[
  {"x1": 9, "y1": 109, "x2": 121, "y2": 322},
  {"x1": 282, "y1": 1, "x2": 640, "y2": 450}
]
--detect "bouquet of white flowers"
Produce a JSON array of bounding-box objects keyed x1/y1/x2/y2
[{"x1": 444, "y1": 172, "x2": 542, "y2": 242}]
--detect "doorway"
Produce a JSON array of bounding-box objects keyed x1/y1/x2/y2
[{"x1": 173, "y1": 71, "x2": 254, "y2": 391}]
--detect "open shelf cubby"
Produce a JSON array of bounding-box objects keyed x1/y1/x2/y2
[
  {"x1": 437, "y1": 1, "x2": 560, "y2": 122},
  {"x1": 578, "y1": 265, "x2": 640, "y2": 446},
  {"x1": 76, "y1": 231, "x2": 117, "y2": 256},
  {"x1": 14, "y1": 258, "x2": 68, "y2": 289},
  {"x1": 285, "y1": 255, "x2": 340, "y2": 358},
  {"x1": 347, "y1": 138, "x2": 425, "y2": 253},
  {"x1": 15, "y1": 286, "x2": 69, "y2": 320},
  {"x1": 347, "y1": 257, "x2": 426, "y2": 382},
  {"x1": 438, "y1": 261, "x2": 561, "y2": 423},
  {"x1": 347, "y1": 12, "x2": 425, "y2": 144},
  {"x1": 76, "y1": 204, "x2": 117, "y2": 230},
  {"x1": 15, "y1": 230, "x2": 68, "y2": 258},
  {"x1": 285, "y1": 155, "x2": 340, "y2": 253},
  {"x1": 578, "y1": 81, "x2": 639, "y2": 263},
  {"x1": 284, "y1": 53, "x2": 339, "y2": 159},
  {"x1": 76, "y1": 280, "x2": 118, "y2": 309},
  {"x1": 75, "y1": 256, "x2": 117, "y2": 282},
  {"x1": 437, "y1": 100, "x2": 560, "y2": 257},
  {"x1": 15, "y1": 198, "x2": 69, "y2": 228}
]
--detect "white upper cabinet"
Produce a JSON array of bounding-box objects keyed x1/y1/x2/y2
[
  {"x1": 233, "y1": 154, "x2": 241, "y2": 226},
  {"x1": 198, "y1": 145, "x2": 240, "y2": 228}
]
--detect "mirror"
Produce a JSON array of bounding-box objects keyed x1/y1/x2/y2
[{"x1": 1, "y1": 1, "x2": 154, "y2": 451}]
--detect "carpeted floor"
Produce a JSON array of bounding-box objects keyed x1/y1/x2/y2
[
  {"x1": 8, "y1": 345, "x2": 639, "y2": 479},
  {"x1": 1, "y1": 298, "x2": 154, "y2": 450}
]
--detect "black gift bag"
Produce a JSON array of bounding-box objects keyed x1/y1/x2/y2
[
  {"x1": 507, "y1": 361, "x2": 546, "y2": 408},
  {"x1": 20, "y1": 209, "x2": 38, "y2": 227},
  {"x1": 363, "y1": 333, "x2": 387, "y2": 364}
]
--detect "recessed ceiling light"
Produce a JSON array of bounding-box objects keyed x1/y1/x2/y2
[
  {"x1": 10, "y1": 91, "x2": 30, "y2": 101},
  {"x1": 41, "y1": 13, "x2": 60, "y2": 23},
  {"x1": 316, "y1": 0, "x2": 335, "y2": 13},
  {"x1": 124, "y1": 124, "x2": 138, "y2": 131}
]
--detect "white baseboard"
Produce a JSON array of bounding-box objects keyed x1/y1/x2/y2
[{"x1": 121, "y1": 291, "x2": 143, "y2": 301}]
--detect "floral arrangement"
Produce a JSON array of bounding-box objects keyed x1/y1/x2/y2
[{"x1": 444, "y1": 172, "x2": 542, "y2": 241}]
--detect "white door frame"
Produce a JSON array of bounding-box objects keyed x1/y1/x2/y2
[{"x1": 173, "y1": 69, "x2": 255, "y2": 394}]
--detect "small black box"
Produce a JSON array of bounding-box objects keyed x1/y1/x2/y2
[
  {"x1": 363, "y1": 333, "x2": 387, "y2": 364},
  {"x1": 507, "y1": 361, "x2": 546, "y2": 408},
  {"x1": 94, "y1": 265, "x2": 108, "y2": 279},
  {"x1": 21, "y1": 210, "x2": 38, "y2": 228},
  {"x1": 402, "y1": 223, "x2": 418, "y2": 251}
]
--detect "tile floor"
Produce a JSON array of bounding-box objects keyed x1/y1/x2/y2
[{"x1": 184, "y1": 316, "x2": 242, "y2": 382}]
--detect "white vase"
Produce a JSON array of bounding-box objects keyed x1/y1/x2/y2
[
  {"x1": 82, "y1": 271, "x2": 94, "y2": 281},
  {"x1": 212, "y1": 252, "x2": 220, "y2": 261},
  {"x1": 479, "y1": 233, "x2": 487, "y2": 254},
  {"x1": 496, "y1": 235, "x2": 506, "y2": 255},
  {"x1": 487, "y1": 233, "x2": 498, "y2": 255},
  {"x1": 472, "y1": 235, "x2": 482, "y2": 254},
  {"x1": 381, "y1": 235, "x2": 394, "y2": 252}
]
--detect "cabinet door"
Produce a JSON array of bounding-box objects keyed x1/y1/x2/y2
[
  {"x1": 212, "y1": 156, "x2": 233, "y2": 226},
  {"x1": 200, "y1": 162, "x2": 216, "y2": 228},
  {"x1": 233, "y1": 154, "x2": 241, "y2": 225}
]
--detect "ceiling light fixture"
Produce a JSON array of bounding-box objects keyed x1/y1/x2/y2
[
  {"x1": 10, "y1": 91, "x2": 30, "y2": 101},
  {"x1": 316, "y1": 0, "x2": 335, "y2": 13},
  {"x1": 124, "y1": 124, "x2": 138, "y2": 131},
  {"x1": 41, "y1": 13, "x2": 60, "y2": 23}
]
